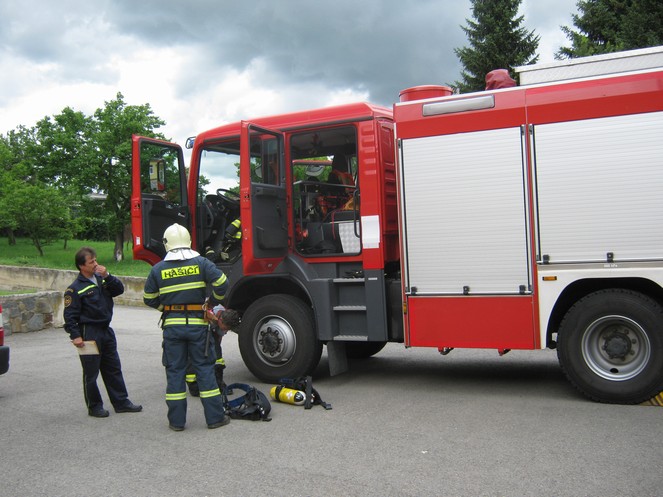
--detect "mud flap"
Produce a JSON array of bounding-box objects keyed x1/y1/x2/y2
[{"x1": 327, "y1": 341, "x2": 348, "y2": 376}]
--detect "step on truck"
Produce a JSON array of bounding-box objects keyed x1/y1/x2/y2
[{"x1": 132, "y1": 45, "x2": 663, "y2": 403}]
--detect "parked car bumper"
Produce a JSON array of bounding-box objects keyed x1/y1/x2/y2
[{"x1": 0, "y1": 345, "x2": 9, "y2": 375}]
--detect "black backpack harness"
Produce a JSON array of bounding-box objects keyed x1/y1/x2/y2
[
  {"x1": 222, "y1": 383, "x2": 272, "y2": 421},
  {"x1": 278, "y1": 376, "x2": 332, "y2": 410}
]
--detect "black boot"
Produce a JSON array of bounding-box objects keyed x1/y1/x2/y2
[{"x1": 215, "y1": 364, "x2": 231, "y2": 394}]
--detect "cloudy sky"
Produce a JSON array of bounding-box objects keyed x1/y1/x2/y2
[{"x1": 0, "y1": 0, "x2": 578, "y2": 156}]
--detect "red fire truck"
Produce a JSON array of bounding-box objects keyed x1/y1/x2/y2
[{"x1": 132, "y1": 46, "x2": 663, "y2": 403}]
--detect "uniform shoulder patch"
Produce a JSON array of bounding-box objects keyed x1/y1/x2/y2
[{"x1": 64, "y1": 295, "x2": 73, "y2": 307}]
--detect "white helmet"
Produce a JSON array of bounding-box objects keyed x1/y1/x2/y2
[{"x1": 163, "y1": 223, "x2": 191, "y2": 252}]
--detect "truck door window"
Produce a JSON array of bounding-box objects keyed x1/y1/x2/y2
[
  {"x1": 290, "y1": 127, "x2": 360, "y2": 256},
  {"x1": 251, "y1": 136, "x2": 281, "y2": 186},
  {"x1": 139, "y1": 142, "x2": 183, "y2": 205},
  {"x1": 247, "y1": 126, "x2": 288, "y2": 258},
  {"x1": 197, "y1": 141, "x2": 241, "y2": 262}
]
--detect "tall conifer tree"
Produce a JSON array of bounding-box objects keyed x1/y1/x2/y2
[
  {"x1": 454, "y1": 0, "x2": 539, "y2": 93},
  {"x1": 557, "y1": 0, "x2": 663, "y2": 58}
]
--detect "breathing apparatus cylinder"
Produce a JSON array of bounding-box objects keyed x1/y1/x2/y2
[{"x1": 270, "y1": 385, "x2": 306, "y2": 406}]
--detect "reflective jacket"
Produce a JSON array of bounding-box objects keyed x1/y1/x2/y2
[{"x1": 143, "y1": 255, "x2": 228, "y2": 327}]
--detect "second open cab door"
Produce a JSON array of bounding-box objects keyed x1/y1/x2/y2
[
  {"x1": 131, "y1": 135, "x2": 190, "y2": 266},
  {"x1": 239, "y1": 122, "x2": 288, "y2": 275}
]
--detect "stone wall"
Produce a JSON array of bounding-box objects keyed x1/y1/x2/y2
[
  {"x1": 0, "y1": 265, "x2": 146, "y2": 335},
  {"x1": 0, "y1": 292, "x2": 63, "y2": 335}
]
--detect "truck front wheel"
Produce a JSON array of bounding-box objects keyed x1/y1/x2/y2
[
  {"x1": 557, "y1": 289, "x2": 663, "y2": 404},
  {"x1": 238, "y1": 294, "x2": 322, "y2": 383}
]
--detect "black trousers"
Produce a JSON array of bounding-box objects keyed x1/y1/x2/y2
[{"x1": 79, "y1": 325, "x2": 129, "y2": 410}]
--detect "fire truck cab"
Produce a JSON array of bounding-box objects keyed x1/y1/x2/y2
[
  {"x1": 132, "y1": 103, "x2": 403, "y2": 381},
  {"x1": 132, "y1": 46, "x2": 663, "y2": 403}
]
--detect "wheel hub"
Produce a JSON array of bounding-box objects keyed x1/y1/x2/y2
[
  {"x1": 259, "y1": 327, "x2": 283, "y2": 356},
  {"x1": 581, "y1": 315, "x2": 651, "y2": 381},
  {"x1": 253, "y1": 316, "x2": 297, "y2": 365},
  {"x1": 602, "y1": 330, "x2": 632, "y2": 359}
]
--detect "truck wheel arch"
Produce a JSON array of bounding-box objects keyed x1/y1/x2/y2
[
  {"x1": 226, "y1": 274, "x2": 312, "y2": 314},
  {"x1": 545, "y1": 277, "x2": 663, "y2": 348}
]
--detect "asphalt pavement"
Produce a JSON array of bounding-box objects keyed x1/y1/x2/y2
[{"x1": 1, "y1": 305, "x2": 661, "y2": 497}]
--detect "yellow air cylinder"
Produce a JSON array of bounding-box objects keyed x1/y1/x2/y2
[{"x1": 270, "y1": 385, "x2": 306, "y2": 405}]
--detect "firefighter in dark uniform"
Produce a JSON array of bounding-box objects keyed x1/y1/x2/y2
[
  {"x1": 64, "y1": 246, "x2": 142, "y2": 418},
  {"x1": 143, "y1": 223, "x2": 230, "y2": 431}
]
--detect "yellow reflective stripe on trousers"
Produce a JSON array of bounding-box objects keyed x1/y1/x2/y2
[
  {"x1": 166, "y1": 392, "x2": 187, "y2": 401},
  {"x1": 199, "y1": 388, "x2": 221, "y2": 399},
  {"x1": 159, "y1": 281, "x2": 207, "y2": 294},
  {"x1": 215, "y1": 358, "x2": 225, "y2": 366},
  {"x1": 163, "y1": 318, "x2": 207, "y2": 326},
  {"x1": 185, "y1": 374, "x2": 197, "y2": 382}
]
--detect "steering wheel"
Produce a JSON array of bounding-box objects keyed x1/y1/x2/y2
[{"x1": 216, "y1": 188, "x2": 240, "y2": 209}]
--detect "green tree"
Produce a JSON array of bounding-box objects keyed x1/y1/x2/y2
[
  {"x1": 454, "y1": 0, "x2": 539, "y2": 93},
  {"x1": 1, "y1": 119, "x2": 87, "y2": 252},
  {"x1": 620, "y1": 0, "x2": 663, "y2": 48},
  {"x1": 78, "y1": 93, "x2": 165, "y2": 260},
  {"x1": 32, "y1": 107, "x2": 91, "y2": 188},
  {"x1": 0, "y1": 167, "x2": 75, "y2": 256},
  {"x1": 0, "y1": 93, "x2": 166, "y2": 257},
  {"x1": 0, "y1": 136, "x2": 17, "y2": 245},
  {"x1": 0, "y1": 129, "x2": 42, "y2": 246},
  {"x1": 1, "y1": 126, "x2": 40, "y2": 183},
  {"x1": 557, "y1": 0, "x2": 663, "y2": 58}
]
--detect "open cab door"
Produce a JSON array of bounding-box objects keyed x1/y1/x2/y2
[
  {"x1": 239, "y1": 123, "x2": 288, "y2": 275},
  {"x1": 131, "y1": 135, "x2": 190, "y2": 266}
]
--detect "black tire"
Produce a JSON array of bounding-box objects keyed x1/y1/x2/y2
[
  {"x1": 557, "y1": 289, "x2": 663, "y2": 404},
  {"x1": 346, "y1": 341, "x2": 387, "y2": 359},
  {"x1": 238, "y1": 294, "x2": 322, "y2": 383}
]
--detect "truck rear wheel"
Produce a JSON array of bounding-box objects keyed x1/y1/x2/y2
[
  {"x1": 238, "y1": 294, "x2": 322, "y2": 383},
  {"x1": 557, "y1": 289, "x2": 663, "y2": 404}
]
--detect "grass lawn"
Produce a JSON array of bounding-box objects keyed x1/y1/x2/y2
[
  {"x1": 0, "y1": 238, "x2": 152, "y2": 277},
  {"x1": 0, "y1": 289, "x2": 37, "y2": 296}
]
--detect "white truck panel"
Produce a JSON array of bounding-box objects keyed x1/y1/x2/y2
[
  {"x1": 534, "y1": 111, "x2": 663, "y2": 263},
  {"x1": 516, "y1": 45, "x2": 663, "y2": 85},
  {"x1": 400, "y1": 127, "x2": 531, "y2": 294}
]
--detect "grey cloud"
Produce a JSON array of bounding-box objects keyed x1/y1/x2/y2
[
  {"x1": 103, "y1": 0, "x2": 471, "y2": 105},
  {"x1": 0, "y1": 0, "x2": 578, "y2": 123},
  {"x1": 0, "y1": 1, "x2": 121, "y2": 86}
]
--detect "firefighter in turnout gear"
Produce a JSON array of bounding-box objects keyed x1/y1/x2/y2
[
  {"x1": 219, "y1": 218, "x2": 241, "y2": 261},
  {"x1": 143, "y1": 224, "x2": 230, "y2": 431}
]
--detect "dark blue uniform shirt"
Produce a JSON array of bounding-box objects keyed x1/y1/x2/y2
[{"x1": 63, "y1": 273, "x2": 124, "y2": 340}]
